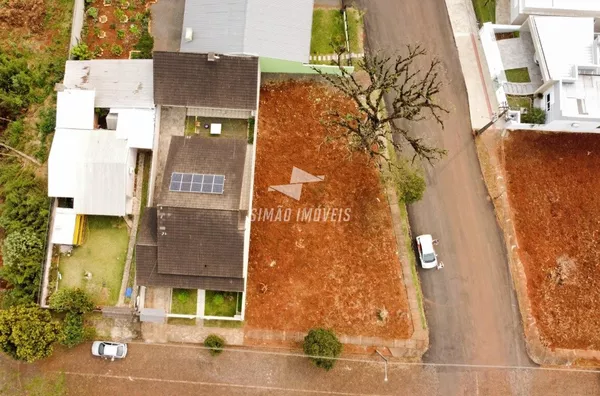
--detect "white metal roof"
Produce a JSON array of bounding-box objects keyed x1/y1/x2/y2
[
  {"x1": 48, "y1": 129, "x2": 130, "y2": 216},
  {"x1": 111, "y1": 108, "x2": 155, "y2": 150},
  {"x1": 522, "y1": 0, "x2": 600, "y2": 12},
  {"x1": 531, "y1": 16, "x2": 594, "y2": 80},
  {"x1": 180, "y1": 0, "x2": 313, "y2": 63},
  {"x1": 63, "y1": 60, "x2": 154, "y2": 109},
  {"x1": 51, "y1": 208, "x2": 77, "y2": 245},
  {"x1": 56, "y1": 89, "x2": 95, "y2": 130}
]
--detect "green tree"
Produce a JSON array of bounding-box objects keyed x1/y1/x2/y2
[
  {"x1": 0, "y1": 229, "x2": 45, "y2": 305},
  {"x1": 0, "y1": 305, "x2": 60, "y2": 362},
  {"x1": 204, "y1": 334, "x2": 225, "y2": 356},
  {"x1": 303, "y1": 328, "x2": 342, "y2": 371},
  {"x1": 0, "y1": 52, "x2": 34, "y2": 120},
  {"x1": 49, "y1": 288, "x2": 95, "y2": 314}
]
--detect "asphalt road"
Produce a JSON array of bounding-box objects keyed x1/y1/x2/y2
[
  {"x1": 354, "y1": 0, "x2": 531, "y2": 367},
  {"x1": 6, "y1": 343, "x2": 598, "y2": 396}
]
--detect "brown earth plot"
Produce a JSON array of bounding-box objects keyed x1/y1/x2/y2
[
  {"x1": 504, "y1": 131, "x2": 600, "y2": 350},
  {"x1": 245, "y1": 81, "x2": 412, "y2": 340}
]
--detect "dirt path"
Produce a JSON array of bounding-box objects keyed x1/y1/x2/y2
[{"x1": 353, "y1": 0, "x2": 530, "y2": 367}]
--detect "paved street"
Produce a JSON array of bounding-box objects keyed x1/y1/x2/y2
[
  {"x1": 8, "y1": 343, "x2": 593, "y2": 395},
  {"x1": 354, "y1": 0, "x2": 530, "y2": 367}
]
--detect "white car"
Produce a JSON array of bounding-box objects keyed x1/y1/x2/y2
[
  {"x1": 91, "y1": 341, "x2": 128, "y2": 360},
  {"x1": 416, "y1": 234, "x2": 438, "y2": 269}
]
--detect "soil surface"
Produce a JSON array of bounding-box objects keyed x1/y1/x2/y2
[
  {"x1": 245, "y1": 81, "x2": 412, "y2": 339},
  {"x1": 504, "y1": 131, "x2": 600, "y2": 350},
  {"x1": 0, "y1": 0, "x2": 45, "y2": 33}
]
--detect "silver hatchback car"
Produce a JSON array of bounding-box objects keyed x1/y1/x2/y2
[{"x1": 91, "y1": 341, "x2": 128, "y2": 360}]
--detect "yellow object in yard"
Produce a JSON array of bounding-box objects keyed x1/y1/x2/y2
[{"x1": 73, "y1": 215, "x2": 86, "y2": 245}]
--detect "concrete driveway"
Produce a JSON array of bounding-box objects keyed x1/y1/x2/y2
[
  {"x1": 150, "y1": 0, "x2": 185, "y2": 52},
  {"x1": 353, "y1": 0, "x2": 531, "y2": 367}
]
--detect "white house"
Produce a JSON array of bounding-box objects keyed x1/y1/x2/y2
[
  {"x1": 510, "y1": 0, "x2": 600, "y2": 25},
  {"x1": 480, "y1": 16, "x2": 600, "y2": 132},
  {"x1": 47, "y1": 60, "x2": 156, "y2": 245}
]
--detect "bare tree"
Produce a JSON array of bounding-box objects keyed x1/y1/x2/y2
[{"x1": 313, "y1": 46, "x2": 448, "y2": 166}]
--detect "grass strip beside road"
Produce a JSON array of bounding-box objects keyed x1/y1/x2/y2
[{"x1": 471, "y1": 0, "x2": 495, "y2": 24}]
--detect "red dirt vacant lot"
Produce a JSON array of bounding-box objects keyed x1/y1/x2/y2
[
  {"x1": 504, "y1": 131, "x2": 600, "y2": 350},
  {"x1": 245, "y1": 81, "x2": 412, "y2": 340}
]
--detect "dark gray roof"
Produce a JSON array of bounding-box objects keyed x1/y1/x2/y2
[
  {"x1": 157, "y1": 136, "x2": 247, "y2": 211},
  {"x1": 135, "y1": 207, "x2": 244, "y2": 292},
  {"x1": 153, "y1": 52, "x2": 259, "y2": 110}
]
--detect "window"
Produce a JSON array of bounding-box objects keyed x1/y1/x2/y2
[
  {"x1": 169, "y1": 172, "x2": 225, "y2": 194},
  {"x1": 57, "y1": 197, "x2": 74, "y2": 209},
  {"x1": 545, "y1": 93, "x2": 551, "y2": 112}
]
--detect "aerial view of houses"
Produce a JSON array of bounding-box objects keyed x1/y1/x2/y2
[{"x1": 0, "y1": 0, "x2": 599, "y2": 394}]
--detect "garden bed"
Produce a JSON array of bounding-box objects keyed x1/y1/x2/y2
[
  {"x1": 204, "y1": 291, "x2": 239, "y2": 317},
  {"x1": 81, "y1": 0, "x2": 153, "y2": 59},
  {"x1": 171, "y1": 289, "x2": 197, "y2": 315},
  {"x1": 504, "y1": 131, "x2": 600, "y2": 350},
  {"x1": 245, "y1": 81, "x2": 412, "y2": 340},
  {"x1": 58, "y1": 216, "x2": 128, "y2": 306}
]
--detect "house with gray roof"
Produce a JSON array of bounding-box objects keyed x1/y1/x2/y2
[
  {"x1": 136, "y1": 51, "x2": 259, "y2": 321},
  {"x1": 180, "y1": 0, "x2": 314, "y2": 63}
]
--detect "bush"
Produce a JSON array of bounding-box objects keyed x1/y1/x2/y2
[
  {"x1": 134, "y1": 30, "x2": 154, "y2": 59},
  {"x1": 71, "y1": 43, "x2": 93, "y2": 60},
  {"x1": 204, "y1": 334, "x2": 225, "y2": 356},
  {"x1": 37, "y1": 107, "x2": 56, "y2": 140},
  {"x1": 303, "y1": 328, "x2": 342, "y2": 371},
  {"x1": 521, "y1": 107, "x2": 546, "y2": 124},
  {"x1": 60, "y1": 313, "x2": 84, "y2": 348},
  {"x1": 49, "y1": 288, "x2": 95, "y2": 314},
  {"x1": 109, "y1": 23, "x2": 116, "y2": 30},
  {"x1": 87, "y1": 7, "x2": 98, "y2": 20},
  {"x1": 129, "y1": 24, "x2": 140, "y2": 36},
  {"x1": 391, "y1": 160, "x2": 426, "y2": 204},
  {"x1": 117, "y1": 29, "x2": 125, "y2": 40},
  {"x1": 111, "y1": 44, "x2": 123, "y2": 56},
  {"x1": 5, "y1": 119, "x2": 24, "y2": 147}
]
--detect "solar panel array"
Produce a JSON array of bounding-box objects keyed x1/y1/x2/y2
[{"x1": 169, "y1": 172, "x2": 225, "y2": 194}]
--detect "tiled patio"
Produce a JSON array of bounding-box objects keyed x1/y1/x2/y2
[{"x1": 497, "y1": 32, "x2": 543, "y2": 88}]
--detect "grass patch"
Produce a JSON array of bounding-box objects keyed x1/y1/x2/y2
[
  {"x1": 506, "y1": 95, "x2": 532, "y2": 111},
  {"x1": 167, "y1": 317, "x2": 196, "y2": 326},
  {"x1": 311, "y1": 9, "x2": 345, "y2": 54},
  {"x1": 184, "y1": 117, "x2": 248, "y2": 139},
  {"x1": 171, "y1": 289, "x2": 198, "y2": 315},
  {"x1": 471, "y1": 0, "x2": 495, "y2": 24},
  {"x1": 58, "y1": 217, "x2": 128, "y2": 306},
  {"x1": 203, "y1": 319, "x2": 244, "y2": 328},
  {"x1": 346, "y1": 8, "x2": 363, "y2": 54},
  {"x1": 204, "y1": 291, "x2": 239, "y2": 317},
  {"x1": 505, "y1": 67, "x2": 531, "y2": 83}
]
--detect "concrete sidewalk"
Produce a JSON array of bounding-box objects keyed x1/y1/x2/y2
[{"x1": 444, "y1": 0, "x2": 504, "y2": 130}]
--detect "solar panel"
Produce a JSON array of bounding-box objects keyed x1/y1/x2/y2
[{"x1": 169, "y1": 172, "x2": 225, "y2": 194}]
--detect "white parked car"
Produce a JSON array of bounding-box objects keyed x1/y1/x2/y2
[
  {"x1": 91, "y1": 341, "x2": 128, "y2": 360},
  {"x1": 416, "y1": 234, "x2": 438, "y2": 269}
]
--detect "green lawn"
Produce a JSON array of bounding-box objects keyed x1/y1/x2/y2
[
  {"x1": 311, "y1": 8, "x2": 364, "y2": 55},
  {"x1": 184, "y1": 117, "x2": 248, "y2": 139},
  {"x1": 171, "y1": 289, "x2": 198, "y2": 315},
  {"x1": 58, "y1": 216, "x2": 128, "y2": 306},
  {"x1": 204, "y1": 291, "x2": 239, "y2": 317},
  {"x1": 472, "y1": 0, "x2": 495, "y2": 24},
  {"x1": 505, "y1": 67, "x2": 531, "y2": 83},
  {"x1": 506, "y1": 95, "x2": 532, "y2": 111},
  {"x1": 203, "y1": 319, "x2": 244, "y2": 328}
]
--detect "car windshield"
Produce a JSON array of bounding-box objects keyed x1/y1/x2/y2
[
  {"x1": 423, "y1": 252, "x2": 436, "y2": 263},
  {"x1": 98, "y1": 344, "x2": 105, "y2": 355},
  {"x1": 117, "y1": 346, "x2": 124, "y2": 356}
]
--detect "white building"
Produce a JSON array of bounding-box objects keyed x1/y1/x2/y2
[
  {"x1": 480, "y1": 16, "x2": 600, "y2": 132},
  {"x1": 47, "y1": 60, "x2": 156, "y2": 245},
  {"x1": 510, "y1": 0, "x2": 600, "y2": 25}
]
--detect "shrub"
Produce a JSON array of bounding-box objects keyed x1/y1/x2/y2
[
  {"x1": 37, "y1": 107, "x2": 56, "y2": 140},
  {"x1": 398, "y1": 169, "x2": 426, "y2": 204},
  {"x1": 87, "y1": 7, "x2": 98, "y2": 20},
  {"x1": 129, "y1": 24, "x2": 140, "y2": 36},
  {"x1": 134, "y1": 30, "x2": 154, "y2": 59},
  {"x1": 49, "y1": 288, "x2": 95, "y2": 314},
  {"x1": 117, "y1": 29, "x2": 125, "y2": 40},
  {"x1": 303, "y1": 328, "x2": 342, "y2": 371},
  {"x1": 5, "y1": 119, "x2": 24, "y2": 147},
  {"x1": 60, "y1": 312, "x2": 84, "y2": 348},
  {"x1": 111, "y1": 44, "x2": 123, "y2": 56},
  {"x1": 204, "y1": 334, "x2": 225, "y2": 356},
  {"x1": 109, "y1": 23, "x2": 116, "y2": 30},
  {"x1": 71, "y1": 43, "x2": 93, "y2": 60},
  {"x1": 114, "y1": 8, "x2": 126, "y2": 21},
  {"x1": 521, "y1": 107, "x2": 546, "y2": 124}
]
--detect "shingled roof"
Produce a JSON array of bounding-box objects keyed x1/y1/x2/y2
[
  {"x1": 135, "y1": 207, "x2": 245, "y2": 292},
  {"x1": 153, "y1": 52, "x2": 259, "y2": 110}
]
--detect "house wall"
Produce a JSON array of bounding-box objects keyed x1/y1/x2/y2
[
  {"x1": 479, "y1": 23, "x2": 508, "y2": 107},
  {"x1": 186, "y1": 107, "x2": 253, "y2": 119},
  {"x1": 125, "y1": 148, "x2": 137, "y2": 215},
  {"x1": 510, "y1": 0, "x2": 600, "y2": 24},
  {"x1": 507, "y1": 120, "x2": 600, "y2": 132},
  {"x1": 259, "y1": 57, "x2": 353, "y2": 75}
]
